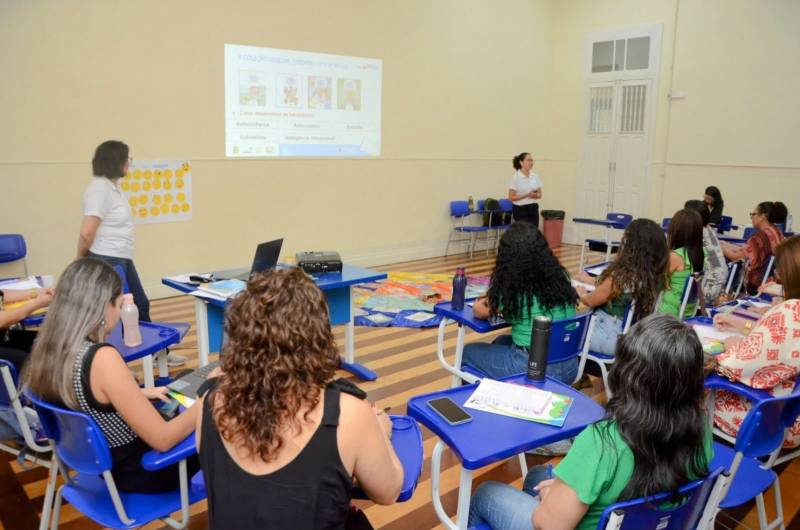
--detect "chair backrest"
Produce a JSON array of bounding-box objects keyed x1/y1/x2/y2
[
  {"x1": 0, "y1": 359, "x2": 18, "y2": 408},
  {"x1": 476, "y1": 199, "x2": 486, "y2": 211},
  {"x1": 724, "y1": 260, "x2": 744, "y2": 295},
  {"x1": 112, "y1": 264, "x2": 131, "y2": 294},
  {"x1": 678, "y1": 272, "x2": 704, "y2": 319},
  {"x1": 621, "y1": 299, "x2": 637, "y2": 333},
  {"x1": 717, "y1": 216, "x2": 733, "y2": 233},
  {"x1": 546, "y1": 312, "x2": 593, "y2": 364},
  {"x1": 733, "y1": 382, "x2": 800, "y2": 459},
  {"x1": 499, "y1": 198, "x2": 513, "y2": 212},
  {"x1": 450, "y1": 200, "x2": 471, "y2": 218},
  {"x1": 0, "y1": 234, "x2": 27, "y2": 264},
  {"x1": 597, "y1": 466, "x2": 724, "y2": 530},
  {"x1": 662, "y1": 217, "x2": 671, "y2": 229},
  {"x1": 761, "y1": 255, "x2": 775, "y2": 285},
  {"x1": 742, "y1": 226, "x2": 756, "y2": 240},
  {"x1": 25, "y1": 389, "x2": 113, "y2": 475},
  {"x1": 776, "y1": 223, "x2": 786, "y2": 234},
  {"x1": 606, "y1": 213, "x2": 633, "y2": 228}
]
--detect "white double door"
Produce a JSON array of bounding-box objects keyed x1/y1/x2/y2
[{"x1": 574, "y1": 79, "x2": 653, "y2": 243}]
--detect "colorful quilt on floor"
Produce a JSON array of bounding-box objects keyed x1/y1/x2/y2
[{"x1": 353, "y1": 272, "x2": 490, "y2": 328}]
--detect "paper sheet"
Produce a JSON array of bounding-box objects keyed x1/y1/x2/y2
[
  {"x1": 190, "y1": 290, "x2": 227, "y2": 302},
  {"x1": 464, "y1": 379, "x2": 553, "y2": 418},
  {"x1": 692, "y1": 324, "x2": 742, "y2": 342},
  {"x1": 164, "y1": 273, "x2": 213, "y2": 284},
  {"x1": 585, "y1": 263, "x2": 609, "y2": 276},
  {"x1": 0, "y1": 277, "x2": 41, "y2": 291},
  {"x1": 571, "y1": 279, "x2": 596, "y2": 292}
]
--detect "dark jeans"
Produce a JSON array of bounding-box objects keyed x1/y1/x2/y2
[
  {"x1": 512, "y1": 203, "x2": 539, "y2": 227},
  {"x1": 88, "y1": 253, "x2": 151, "y2": 322}
]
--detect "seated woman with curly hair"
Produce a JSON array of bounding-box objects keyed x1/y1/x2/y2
[
  {"x1": 462, "y1": 222, "x2": 578, "y2": 383},
  {"x1": 196, "y1": 267, "x2": 403, "y2": 529}
]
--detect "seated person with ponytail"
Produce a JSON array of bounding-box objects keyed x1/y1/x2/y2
[
  {"x1": 468, "y1": 314, "x2": 713, "y2": 530},
  {"x1": 26, "y1": 258, "x2": 200, "y2": 493},
  {"x1": 463, "y1": 222, "x2": 578, "y2": 383}
]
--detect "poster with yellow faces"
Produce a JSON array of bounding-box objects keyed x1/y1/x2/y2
[{"x1": 121, "y1": 160, "x2": 193, "y2": 225}]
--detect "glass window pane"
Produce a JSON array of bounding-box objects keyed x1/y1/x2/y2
[
  {"x1": 592, "y1": 41, "x2": 613, "y2": 73},
  {"x1": 614, "y1": 39, "x2": 626, "y2": 71},
  {"x1": 626, "y1": 36, "x2": 650, "y2": 70}
]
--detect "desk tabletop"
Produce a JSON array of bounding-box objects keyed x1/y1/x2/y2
[
  {"x1": 162, "y1": 263, "x2": 387, "y2": 301},
  {"x1": 106, "y1": 321, "x2": 181, "y2": 362},
  {"x1": 433, "y1": 300, "x2": 508, "y2": 333},
  {"x1": 572, "y1": 217, "x2": 626, "y2": 229},
  {"x1": 408, "y1": 374, "x2": 604, "y2": 469}
]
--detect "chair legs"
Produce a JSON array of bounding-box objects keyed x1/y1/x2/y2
[
  {"x1": 49, "y1": 485, "x2": 65, "y2": 530},
  {"x1": 579, "y1": 243, "x2": 587, "y2": 270},
  {"x1": 755, "y1": 479, "x2": 785, "y2": 530}
]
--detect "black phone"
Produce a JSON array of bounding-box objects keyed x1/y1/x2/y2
[
  {"x1": 427, "y1": 397, "x2": 472, "y2": 425},
  {"x1": 155, "y1": 397, "x2": 181, "y2": 420}
]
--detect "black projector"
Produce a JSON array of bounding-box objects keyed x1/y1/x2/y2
[{"x1": 296, "y1": 251, "x2": 343, "y2": 273}]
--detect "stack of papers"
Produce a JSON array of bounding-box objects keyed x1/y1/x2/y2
[
  {"x1": 192, "y1": 279, "x2": 246, "y2": 301},
  {"x1": 571, "y1": 279, "x2": 596, "y2": 292},
  {"x1": 0, "y1": 276, "x2": 42, "y2": 290},
  {"x1": 464, "y1": 379, "x2": 574, "y2": 427},
  {"x1": 164, "y1": 273, "x2": 213, "y2": 284}
]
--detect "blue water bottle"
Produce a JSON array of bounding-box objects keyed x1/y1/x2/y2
[{"x1": 451, "y1": 267, "x2": 467, "y2": 311}]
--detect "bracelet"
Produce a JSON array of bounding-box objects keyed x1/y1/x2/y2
[{"x1": 743, "y1": 321, "x2": 753, "y2": 334}]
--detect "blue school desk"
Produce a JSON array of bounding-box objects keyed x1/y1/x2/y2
[
  {"x1": 408, "y1": 373, "x2": 605, "y2": 530},
  {"x1": 433, "y1": 300, "x2": 508, "y2": 387},
  {"x1": 105, "y1": 321, "x2": 181, "y2": 388},
  {"x1": 162, "y1": 264, "x2": 387, "y2": 381}
]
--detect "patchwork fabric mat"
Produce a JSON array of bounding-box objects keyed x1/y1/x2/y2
[{"x1": 353, "y1": 272, "x2": 490, "y2": 328}]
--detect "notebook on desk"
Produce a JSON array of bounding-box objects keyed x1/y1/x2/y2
[{"x1": 211, "y1": 238, "x2": 283, "y2": 281}]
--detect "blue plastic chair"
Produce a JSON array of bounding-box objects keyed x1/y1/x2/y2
[
  {"x1": 579, "y1": 213, "x2": 633, "y2": 269},
  {"x1": 25, "y1": 389, "x2": 205, "y2": 529},
  {"x1": 677, "y1": 271, "x2": 705, "y2": 320},
  {"x1": 445, "y1": 200, "x2": 493, "y2": 258},
  {"x1": 704, "y1": 375, "x2": 800, "y2": 530},
  {"x1": 0, "y1": 359, "x2": 50, "y2": 463},
  {"x1": 475, "y1": 199, "x2": 511, "y2": 250},
  {"x1": 0, "y1": 234, "x2": 28, "y2": 277},
  {"x1": 723, "y1": 260, "x2": 745, "y2": 297},
  {"x1": 714, "y1": 215, "x2": 736, "y2": 235},
  {"x1": 461, "y1": 312, "x2": 594, "y2": 386},
  {"x1": 742, "y1": 226, "x2": 756, "y2": 240},
  {"x1": 468, "y1": 466, "x2": 724, "y2": 530},
  {"x1": 662, "y1": 217, "x2": 671, "y2": 229}
]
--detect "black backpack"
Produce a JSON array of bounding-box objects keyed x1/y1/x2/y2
[{"x1": 483, "y1": 198, "x2": 503, "y2": 227}]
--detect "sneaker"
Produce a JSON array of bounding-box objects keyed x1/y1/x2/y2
[{"x1": 166, "y1": 353, "x2": 187, "y2": 367}]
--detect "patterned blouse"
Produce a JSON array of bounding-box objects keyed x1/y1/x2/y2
[
  {"x1": 744, "y1": 224, "x2": 784, "y2": 290},
  {"x1": 714, "y1": 299, "x2": 800, "y2": 447}
]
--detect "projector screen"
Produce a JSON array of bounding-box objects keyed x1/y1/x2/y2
[{"x1": 224, "y1": 44, "x2": 382, "y2": 157}]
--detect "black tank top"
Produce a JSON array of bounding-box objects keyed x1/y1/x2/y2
[{"x1": 199, "y1": 381, "x2": 353, "y2": 530}]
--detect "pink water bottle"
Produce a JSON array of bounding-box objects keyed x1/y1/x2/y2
[{"x1": 121, "y1": 294, "x2": 142, "y2": 347}]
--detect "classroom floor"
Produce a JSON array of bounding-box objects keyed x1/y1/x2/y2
[{"x1": 2, "y1": 244, "x2": 799, "y2": 530}]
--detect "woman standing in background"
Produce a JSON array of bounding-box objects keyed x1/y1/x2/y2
[
  {"x1": 77, "y1": 140, "x2": 185, "y2": 366},
  {"x1": 704, "y1": 186, "x2": 724, "y2": 225},
  {"x1": 508, "y1": 152, "x2": 543, "y2": 227}
]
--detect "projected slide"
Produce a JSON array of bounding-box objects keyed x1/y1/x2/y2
[{"x1": 225, "y1": 44, "x2": 382, "y2": 157}]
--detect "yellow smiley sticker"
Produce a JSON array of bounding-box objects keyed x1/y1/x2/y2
[
  {"x1": 151, "y1": 206, "x2": 159, "y2": 216},
  {"x1": 143, "y1": 170, "x2": 152, "y2": 179},
  {"x1": 163, "y1": 180, "x2": 172, "y2": 190},
  {"x1": 164, "y1": 193, "x2": 173, "y2": 204},
  {"x1": 121, "y1": 181, "x2": 130, "y2": 191},
  {"x1": 177, "y1": 192, "x2": 186, "y2": 202},
  {"x1": 176, "y1": 179, "x2": 184, "y2": 189},
  {"x1": 131, "y1": 182, "x2": 140, "y2": 193},
  {"x1": 139, "y1": 194, "x2": 148, "y2": 205},
  {"x1": 143, "y1": 181, "x2": 151, "y2": 191},
  {"x1": 153, "y1": 179, "x2": 162, "y2": 190},
  {"x1": 181, "y1": 202, "x2": 190, "y2": 212},
  {"x1": 128, "y1": 198, "x2": 136, "y2": 208},
  {"x1": 125, "y1": 173, "x2": 132, "y2": 180},
  {"x1": 175, "y1": 168, "x2": 184, "y2": 178},
  {"x1": 164, "y1": 169, "x2": 173, "y2": 178},
  {"x1": 133, "y1": 170, "x2": 142, "y2": 179},
  {"x1": 153, "y1": 195, "x2": 162, "y2": 205},
  {"x1": 181, "y1": 162, "x2": 191, "y2": 173},
  {"x1": 154, "y1": 169, "x2": 162, "y2": 178},
  {"x1": 171, "y1": 204, "x2": 180, "y2": 213},
  {"x1": 160, "y1": 204, "x2": 169, "y2": 214},
  {"x1": 139, "y1": 207, "x2": 148, "y2": 218}
]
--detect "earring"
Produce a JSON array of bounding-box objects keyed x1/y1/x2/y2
[{"x1": 99, "y1": 318, "x2": 106, "y2": 329}]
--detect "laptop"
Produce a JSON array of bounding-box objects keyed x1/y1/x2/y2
[
  {"x1": 167, "y1": 360, "x2": 220, "y2": 400},
  {"x1": 211, "y1": 238, "x2": 283, "y2": 281}
]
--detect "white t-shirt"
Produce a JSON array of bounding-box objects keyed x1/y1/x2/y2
[
  {"x1": 83, "y1": 177, "x2": 135, "y2": 259},
  {"x1": 508, "y1": 170, "x2": 543, "y2": 206}
]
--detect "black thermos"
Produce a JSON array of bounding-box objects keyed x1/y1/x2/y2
[{"x1": 527, "y1": 316, "x2": 551, "y2": 382}]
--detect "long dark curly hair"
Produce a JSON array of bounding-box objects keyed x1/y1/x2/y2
[
  {"x1": 602, "y1": 314, "x2": 708, "y2": 501},
  {"x1": 487, "y1": 222, "x2": 577, "y2": 320},
  {"x1": 667, "y1": 208, "x2": 704, "y2": 273},
  {"x1": 598, "y1": 218, "x2": 668, "y2": 322},
  {"x1": 213, "y1": 267, "x2": 339, "y2": 462}
]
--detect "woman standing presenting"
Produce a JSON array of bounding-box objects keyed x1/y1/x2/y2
[
  {"x1": 508, "y1": 152, "x2": 542, "y2": 227},
  {"x1": 77, "y1": 140, "x2": 185, "y2": 365}
]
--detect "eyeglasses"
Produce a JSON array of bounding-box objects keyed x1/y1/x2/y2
[{"x1": 749, "y1": 211, "x2": 760, "y2": 217}]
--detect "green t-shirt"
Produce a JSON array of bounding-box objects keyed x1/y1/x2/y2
[
  {"x1": 657, "y1": 247, "x2": 696, "y2": 318},
  {"x1": 554, "y1": 420, "x2": 713, "y2": 530},
  {"x1": 505, "y1": 296, "x2": 576, "y2": 348}
]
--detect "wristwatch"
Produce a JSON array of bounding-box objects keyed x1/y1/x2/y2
[{"x1": 743, "y1": 320, "x2": 753, "y2": 334}]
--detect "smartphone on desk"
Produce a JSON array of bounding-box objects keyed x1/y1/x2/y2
[
  {"x1": 427, "y1": 397, "x2": 472, "y2": 426},
  {"x1": 155, "y1": 397, "x2": 181, "y2": 420}
]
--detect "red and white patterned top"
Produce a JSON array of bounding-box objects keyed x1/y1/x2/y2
[{"x1": 714, "y1": 299, "x2": 800, "y2": 448}]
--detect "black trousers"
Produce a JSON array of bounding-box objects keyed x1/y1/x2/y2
[
  {"x1": 0, "y1": 328, "x2": 37, "y2": 374},
  {"x1": 512, "y1": 203, "x2": 539, "y2": 227}
]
